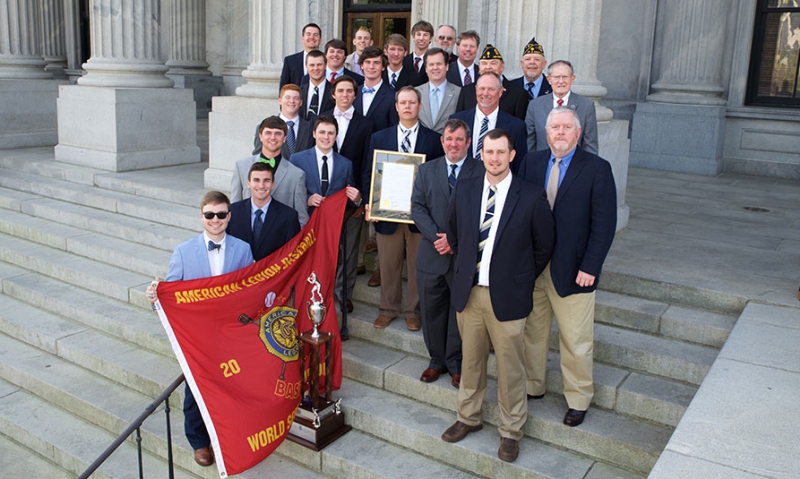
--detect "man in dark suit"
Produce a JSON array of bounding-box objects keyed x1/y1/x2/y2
[
  {"x1": 518, "y1": 106, "x2": 617, "y2": 428},
  {"x1": 251, "y1": 84, "x2": 314, "y2": 157},
  {"x1": 291, "y1": 116, "x2": 364, "y2": 314},
  {"x1": 354, "y1": 46, "x2": 398, "y2": 131},
  {"x1": 510, "y1": 37, "x2": 552, "y2": 100},
  {"x1": 364, "y1": 86, "x2": 444, "y2": 332},
  {"x1": 301, "y1": 50, "x2": 334, "y2": 120},
  {"x1": 440, "y1": 129, "x2": 554, "y2": 463},
  {"x1": 383, "y1": 34, "x2": 415, "y2": 90},
  {"x1": 402, "y1": 20, "x2": 434, "y2": 87},
  {"x1": 434, "y1": 24, "x2": 458, "y2": 64},
  {"x1": 446, "y1": 30, "x2": 480, "y2": 87},
  {"x1": 146, "y1": 191, "x2": 254, "y2": 468},
  {"x1": 449, "y1": 73, "x2": 527, "y2": 171},
  {"x1": 411, "y1": 118, "x2": 484, "y2": 389},
  {"x1": 228, "y1": 162, "x2": 301, "y2": 261},
  {"x1": 280, "y1": 23, "x2": 321, "y2": 89},
  {"x1": 456, "y1": 44, "x2": 528, "y2": 120},
  {"x1": 324, "y1": 39, "x2": 364, "y2": 86},
  {"x1": 525, "y1": 60, "x2": 598, "y2": 154}
]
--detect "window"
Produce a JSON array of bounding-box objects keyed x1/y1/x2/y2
[{"x1": 747, "y1": 0, "x2": 800, "y2": 107}]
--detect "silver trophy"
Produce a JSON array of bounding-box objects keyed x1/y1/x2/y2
[{"x1": 306, "y1": 273, "x2": 326, "y2": 339}]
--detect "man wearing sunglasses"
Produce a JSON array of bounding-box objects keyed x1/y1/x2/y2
[{"x1": 146, "y1": 190, "x2": 253, "y2": 467}]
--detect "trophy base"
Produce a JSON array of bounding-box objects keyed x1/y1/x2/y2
[{"x1": 287, "y1": 401, "x2": 351, "y2": 451}]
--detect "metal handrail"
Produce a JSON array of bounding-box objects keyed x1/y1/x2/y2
[{"x1": 79, "y1": 374, "x2": 186, "y2": 479}]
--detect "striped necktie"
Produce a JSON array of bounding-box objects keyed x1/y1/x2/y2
[
  {"x1": 475, "y1": 117, "x2": 489, "y2": 162},
  {"x1": 401, "y1": 128, "x2": 412, "y2": 153},
  {"x1": 448, "y1": 163, "x2": 457, "y2": 193},
  {"x1": 476, "y1": 185, "x2": 497, "y2": 274}
]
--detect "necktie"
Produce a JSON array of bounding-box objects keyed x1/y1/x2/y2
[
  {"x1": 526, "y1": 82, "x2": 535, "y2": 99},
  {"x1": 259, "y1": 157, "x2": 276, "y2": 168},
  {"x1": 362, "y1": 86, "x2": 375, "y2": 94},
  {"x1": 414, "y1": 57, "x2": 421, "y2": 73},
  {"x1": 557, "y1": 98, "x2": 564, "y2": 107},
  {"x1": 546, "y1": 157, "x2": 562, "y2": 210},
  {"x1": 330, "y1": 71, "x2": 337, "y2": 83},
  {"x1": 448, "y1": 163, "x2": 457, "y2": 192},
  {"x1": 464, "y1": 68, "x2": 472, "y2": 86},
  {"x1": 310, "y1": 86, "x2": 319, "y2": 116},
  {"x1": 208, "y1": 240, "x2": 221, "y2": 251},
  {"x1": 333, "y1": 109, "x2": 353, "y2": 120},
  {"x1": 321, "y1": 155, "x2": 329, "y2": 196},
  {"x1": 401, "y1": 128, "x2": 412, "y2": 153},
  {"x1": 286, "y1": 120, "x2": 296, "y2": 155},
  {"x1": 391, "y1": 72, "x2": 397, "y2": 88},
  {"x1": 253, "y1": 209, "x2": 264, "y2": 240},
  {"x1": 430, "y1": 87, "x2": 440, "y2": 120},
  {"x1": 475, "y1": 117, "x2": 489, "y2": 162},
  {"x1": 476, "y1": 185, "x2": 497, "y2": 273}
]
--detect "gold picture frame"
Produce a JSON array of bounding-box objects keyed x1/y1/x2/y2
[{"x1": 366, "y1": 149, "x2": 427, "y2": 224}]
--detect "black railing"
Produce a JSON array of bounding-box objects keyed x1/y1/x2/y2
[{"x1": 79, "y1": 374, "x2": 185, "y2": 479}]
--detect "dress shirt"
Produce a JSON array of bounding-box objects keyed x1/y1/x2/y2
[
  {"x1": 397, "y1": 122, "x2": 420, "y2": 153},
  {"x1": 280, "y1": 114, "x2": 299, "y2": 138},
  {"x1": 472, "y1": 107, "x2": 499, "y2": 158},
  {"x1": 351, "y1": 52, "x2": 362, "y2": 75},
  {"x1": 251, "y1": 198, "x2": 272, "y2": 229},
  {"x1": 203, "y1": 232, "x2": 226, "y2": 277},
  {"x1": 544, "y1": 146, "x2": 577, "y2": 188},
  {"x1": 315, "y1": 147, "x2": 335, "y2": 184},
  {"x1": 447, "y1": 156, "x2": 467, "y2": 179},
  {"x1": 326, "y1": 67, "x2": 345, "y2": 82},
  {"x1": 477, "y1": 172, "x2": 512, "y2": 286},
  {"x1": 553, "y1": 91, "x2": 571, "y2": 108},
  {"x1": 387, "y1": 66, "x2": 402, "y2": 87},
  {"x1": 361, "y1": 79, "x2": 382, "y2": 114},
  {"x1": 429, "y1": 81, "x2": 447, "y2": 117},
  {"x1": 302, "y1": 51, "x2": 309, "y2": 76},
  {"x1": 526, "y1": 75, "x2": 544, "y2": 98},
  {"x1": 334, "y1": 106, "x2": 354, "y2": 149},
  {"x1": 306, "y1": 80, "x2": 325, "y2": 113},
  {"x1": 458, "y1": 62, "x2": 476, "y2": 85},
  {"x1": 413, "y1": 54, "x2": 425, "y2": 71}
]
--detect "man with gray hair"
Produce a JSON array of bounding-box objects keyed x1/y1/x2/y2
[
  {"x1": 525, "y1": 60, "x2": 598, "y2": 154},
  {"x1": 434, "y1": 24, "x2": 458, "y2": 63}
]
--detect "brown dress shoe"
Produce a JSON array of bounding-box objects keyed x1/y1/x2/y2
[
  {"x1": 420, "y1": 367, "x2": 443, "y2": 382},
  {"x1": 441, "y1": 421, "x2": 483, "y2": 443},
  {"x1": 406, "y1": 317, "x2": 421, "y2": 331},
  {"x1": 563, "y1": 408, "x2": 587, "y2": 427},
  {"x1": 374, "y1": 315, "x2": 394, "y2": 328},
  {"x1": 357, "y1": 264, "x2": 366, "y2": 275},
  {"x1": 365, "y1": 239, "x2": 378, "y2": 253},
  {"x1": 498, "y1": 437, "x2": 519, "y2": 462},
  {"x1": 368, "y1": 268, "x2": 381, "y2": 287},
  {"x1": 194, "y1": 446, "x2": 214, "y2": 467},
  {"x1": 450, "y1": 373, "x2": 461, "y2": 388}
]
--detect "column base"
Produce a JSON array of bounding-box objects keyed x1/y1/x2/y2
[
  {"x1": 0, "y1": 79, "x2": 65, "y2": 148},
  {"x1": 630, "y1": 102, "x2": 725, "y2": 176},
  {"x1": 55, "y1": 85, "x2": 200, "y2": 171},
  {"x1": 205, "y1": 95, "x2": 279, "y2": 190},
  {"x1": 167, "y1": 73, "x2": 224, "y2": 118},
  {"x1": 598, "y1": 119, "x2": 631, "y2": 232}
]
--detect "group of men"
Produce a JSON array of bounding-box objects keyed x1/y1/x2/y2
[{"x1": 149, "y1": 18, "x2": 618, "y2": 468}]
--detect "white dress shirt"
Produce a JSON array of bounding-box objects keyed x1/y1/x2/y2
[
  {"x1": 397, "y1": 122, "x2": 420, "y2": 153},
  {"x1": 472, "y1": 107, "x2": 499, "y2": 158},
  {"x1": 477, "y1": 172, "x2": 512, "y2": 286},
  {"x1": 335, "y1": 106, "x2": 354, "y2": 149},
  {"x1": 203, "y1": 232, "x2": 226, "y2": 277}
]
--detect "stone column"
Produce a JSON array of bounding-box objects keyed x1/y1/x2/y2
[
  {"x1": 630, "y1": 0, "x2": 730, "y2": 176},
  {"x1": 38, "y1": 0, "x2": 67, "y2": 78},
  {"x1": 0, "y1": 0, "x2": 63, "y2": 148},
  {"x1": 420, "y1": 0, "x2": 465, "y2": 33},
  {"x1": 221, "y1": 0, "x2": 249, "y2": 96},
  {"x1": 165, "y1": 0, "x2": 221, "y2": 117},
  {"x1": 55, "y1": 0, "x2": 200, "y2": 171},
  {"x1": 62, "y1": 0, "x2": 83, "y2": 83}
]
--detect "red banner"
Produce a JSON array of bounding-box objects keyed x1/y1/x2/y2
[{"x1": 155, "y1": 191, "x2": 347, "y2": 476}]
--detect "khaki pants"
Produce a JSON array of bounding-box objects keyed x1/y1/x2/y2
[{"x1": 376, "y1": 225, "x2": 420, "y2": 319}]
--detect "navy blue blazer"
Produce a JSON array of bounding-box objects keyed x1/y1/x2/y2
[
  {"x1": 446, "y1": 174, "x2": 554, "y2": 321},
  {"x1": 383, "y1": 68, "x2": 416, "y2": 90},
  {"x1": 446, "y1": 62, "x2": 480, "y2": 87},
  {"x1": 320, "y1": 109, "x2": 374, "y2": 191},
  {"x1": 331, "y1": 68, "x2": 364, "y2": 86},
  {"x1": 355, "y1": 81, "x2": 398, "y2": 131},
  {"x1": 300, "y1": 76, "x2": 335, "y2": 120},
  {"x1": 402, "y1": 54, "x2": 428, "y2": 86},
  {"x1": 227, "y1": 198, "x2": 301, "y2": 262},
  {"x1": 455, "y1": 77, "x2": 529, "y2": 120},
  {"x1": 290, "y1": 147, "x2": 356, "y2": 215},
  {"x1": 517, "y1": 146, "x2": 617, "y2": 297},
  {"x1": 448, "y1": 108, "x2": 528, "y2": 173},
  {"x1": 364, "y1": 124, "x2": 444, "y2": 235},
  {"x1": 280, "y1": 51, "x2": 305, "y2": 89},
  {"x1": 510, "y1": 75, "x2": 552, "y2": 100}
]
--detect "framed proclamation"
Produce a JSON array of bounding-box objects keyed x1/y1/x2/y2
[{"x1": 367, "y1": 149, "x2": 427, "y2": 224}]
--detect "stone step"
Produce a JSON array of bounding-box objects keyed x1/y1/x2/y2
[
  {"x1": 338, "y1": 377, "x2": 648, "y2": 478},
  {"x1": 0, "y1": 231, "x2": 152, "y2": 304},
  {"x1": 0, "y1": 433, "x2": 73, "y2": 479},
  {"x1": 0, "y1": 207, "x2": 171, "y2": 278},
  {"x1": 0, "y1": 378, "x2": 197, "y2": 479}
]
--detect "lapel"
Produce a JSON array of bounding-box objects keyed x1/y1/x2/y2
[
  {"x1": 261, "y1": 202, "x2": 279, "y2": 243},
  {"x1": 494, "y1": 176, "x2": 519, "y2": 243},
  {"x1": 414, "y1": 128, "x2": 429, "y2": 154},
  {"x1": 438, "y1": 84, "x2": 458, "y2": 121},
  {"x1": 193, "y1": 235, "x2": 213, "y2": 278},
  {"x1": 342, "y1": 112, "x2": 364, "y2": 150},
  {"x1": 468, "y1": 177, "x2": 482, "y2": 243},
  {"x1": 221, "y1": 234, "x2": 237, "y2": 274},
  {"x1": 273, "y1": 158, "x2": 288, "y2": 192},
  {"x1": 302, "y1": 151, "x2": 323, "y2": 194},
  {"x1": 437, "y1": 158, "x2": 451, "y2": 199},
  {"x1": 556, "y1": 148, "x2": 587, "y2": 203}
]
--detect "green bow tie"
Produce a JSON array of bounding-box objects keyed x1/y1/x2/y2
[{"x1": 259, "y1": 157, "x2": 276, "y2": 168}]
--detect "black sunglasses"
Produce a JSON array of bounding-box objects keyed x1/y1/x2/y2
[{"x1": 202, "y1": 211, "x2": 229, "y2": 220}]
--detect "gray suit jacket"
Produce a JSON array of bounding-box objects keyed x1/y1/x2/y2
[
  {"x1": 416, "y1": 82, "x2": 461, "y2": 134},
  {"x1": 230, "y1": 154, "x2": 310, "y2": 227},
  {"x1": 525, "y1": 91, "x2": 598, "y2": 155},
  {"x1": 411, "y1": 155, "x2": 484, "y2": 275}
]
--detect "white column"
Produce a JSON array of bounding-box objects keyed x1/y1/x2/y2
[
  {"x1": 647, "y1": 0, "x2": 727, "y2": 105},
  {"x1": 221, "y1": 0, "x2": 248, "y2": 95},
  {"x1": 62, "y1": 0, "x2": 83, "y2": 81},
  {"x1": 0, "y1": 0, "x2": 51, "y2": 78},
  {"x1": 166, "y1": 0, "x2": 210, "y2": 75},
  {"x1": 78, "y1": 0, "x2": 173, "y2": 88},
  {"x1": 420, "y1": 0, "x2": 464, "y2": 32},
  {"x1": 38, "y1": 0, "x2": 67, "y2": 77}
]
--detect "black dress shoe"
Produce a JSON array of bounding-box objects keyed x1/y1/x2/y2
[
  {"x1": 563, "y1": 408, "x2": 587, "y2": 427},
  {"x1": 527, "y1": 393, "x2": 545, "y2": 400},
  {"x1": 346, "y1": 300, "x2": 354, "y2": 313}
]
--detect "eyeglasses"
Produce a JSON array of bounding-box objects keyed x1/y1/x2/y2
[
  {"x1": 549, "y1": 75, "x2": 573, "y2": 81},
  {"x1": 202, "y1": 211, "x2": 229, "y2": 220},
  {"x1": 437, "y1": 35, "x2": 454, "y2": 41}
]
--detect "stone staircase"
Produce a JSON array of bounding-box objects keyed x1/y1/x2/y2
[{"x1": 0, "y1": 150, "x2": 739, "y2": 478}]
